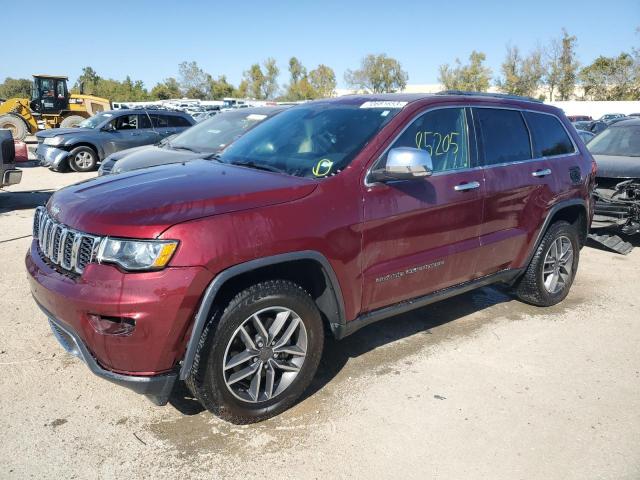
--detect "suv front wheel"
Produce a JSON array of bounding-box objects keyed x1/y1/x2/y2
[
  {"x1": 186, "y1": 280, "x2": 324, "y2": 424},
  {"x1": 515, "y1": 220, "x2": 580, "y2": 306}
]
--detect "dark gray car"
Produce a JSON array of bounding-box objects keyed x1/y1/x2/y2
[
  {"x1": 36, "y1": 109, "x2": 195, "y2": 172},
  {"x1": 98, "y1": 106, "x2": 287, "y2": 176}
]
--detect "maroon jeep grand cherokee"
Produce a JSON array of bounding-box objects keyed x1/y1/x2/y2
[{"x1": 27, "y1": 93, "x2": 596, "y2": 423}]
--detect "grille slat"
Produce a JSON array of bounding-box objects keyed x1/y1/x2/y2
[{"x1": 33, "y1": 207, "x2": 101, "y2": 275}]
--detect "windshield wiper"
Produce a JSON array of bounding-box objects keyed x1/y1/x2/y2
[
  {"x1": 231, "y1": 160, "x2": 285, "y2": 174},
  {"x1": 204, "y1": 152, "x2": 222, "y2": 162},
  {"x1": 170, "y1": 144, "x2": 200, "y2": 154}
]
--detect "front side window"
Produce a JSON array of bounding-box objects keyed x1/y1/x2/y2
[
  {"x1": 219, "y1": 103, "x2": 401, "y2": 178},
  {"x1": 524, "y1": 112, "x2": 574, "y2": 157},
  {"x1": 474, "y1": 108, "x2": 532, "y2": 165},
  {"x1": 113, "y1": 114, "x2": 138, "y2": 130},
  {"x1": 386, "y1": 107, "x2": 469, "y2": 172}
]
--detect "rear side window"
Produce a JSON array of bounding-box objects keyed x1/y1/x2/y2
[
  {"x1": 524, "y1": 111, "x2": 575, "y2": 157},
  {"x1": 389, "y1": 107, "x2": 470, "y2": 172},
  {"x1": 151, "y1": 114, "x2": 169, "y2": 128},
  {"x1": 169, "y1": 115, "x2": 192, "y2": 127},
  {"x1": 474, "y1": 108, "x2": 531, "y2": 165},
  {"x1": 137, "y1": 114, "x2": 152, "y2": 129}
]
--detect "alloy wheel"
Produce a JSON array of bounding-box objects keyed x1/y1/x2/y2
[
  {"x1": 75, "y1": 151, "x2": 93, "y2": 169},
  {"x1": 542, "y1": 235, "x2": 574, "y2": 294},
  {"x1": 222, "y1": 306, "x2": 307, "y2": 403}
]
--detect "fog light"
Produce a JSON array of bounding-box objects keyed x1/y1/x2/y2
[{"x1": 87, "y1": 314, "x2": 135, "y2": 336}]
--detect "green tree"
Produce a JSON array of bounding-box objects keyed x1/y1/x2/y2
[
  {"x1": 178, "y1": 61, "x2": 209, "y2": 98},
  {"x1": 209, "y1": 75, "x2": 235, "y2": 99},
  {"x1": 243, "y1": 63, "x2": 266, "y2": 99},
  {"x1": 0, "y1": 77, "x2": 32, "y2": 99},
  {"x1": 496, "y1": 46, "x2": 545, "y2": 97},
  {"x1": 580, "y1": 53, "x2": 639, "y2": 100},
  {"x1": 284, "y1": 57, "x2": 318, "y2": 100},
  {"x1": 262, "y1": 57, "x2": 279, "y2": 99},
  {"x1": 438, "y1": 51, "x2": 492, "y2": 91},
  {"x1": 150, "y1": 77, "x2": 181, "y2": 99},
  {"x1": 543, "y1": 38, "x2": 562, "y2": 100},
  {"x1": 309, "y1": 64, "x2": 336, "y2": 98},
  {"x1": 345, "y1": 54, "x2": 408, "y2": 93},
  {"x1": 74, "y1": 66, "x2": 101, "y2": 94},
  {"x1": 557, "y1": 29, "x2": 579, "y2": 100}
]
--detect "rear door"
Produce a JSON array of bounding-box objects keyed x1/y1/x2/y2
[
  {"x1": 134, "y1": 113, "x2": 162, "y2": 145},
  {"x1": 361, "y1": 106, "x2": 485, "y2": 312},
  {"x1": 473, "y1": 107, "x2": 554, "y2": 275}
]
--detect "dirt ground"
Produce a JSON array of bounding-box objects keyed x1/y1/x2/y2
[{"x1": 1, "y1": 165, "x2": 639, "y2": 479}]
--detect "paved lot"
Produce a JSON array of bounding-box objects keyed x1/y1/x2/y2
[{"x1": 1, "y1": 167, "x2": 639, "y2": 479}]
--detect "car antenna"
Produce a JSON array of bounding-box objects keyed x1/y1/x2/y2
[{"x1": 144, "y1": 108, "x2": 156, "y2": 134}]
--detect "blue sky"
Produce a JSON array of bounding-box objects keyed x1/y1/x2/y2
[{"x1": 3, "y1": 0, "x2": 638, "y2": 90}]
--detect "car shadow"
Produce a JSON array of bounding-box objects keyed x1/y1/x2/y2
[
  {"x1": 0, "y1": 189, "x2": 53, "y2": 213},
  {"x1": 168, "y1": 285, "x2": 513, "y2": 416}
]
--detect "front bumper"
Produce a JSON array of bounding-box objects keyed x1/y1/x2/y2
[
  {"x1": 36, "y1": 143, "x2": 69, "y2": 169},
  {"x1": 26, "y1": 240, "x2": 213, "y2": 399},
  {"x1": 38, "y1": 301, "x2": 177, "y2": 405}
]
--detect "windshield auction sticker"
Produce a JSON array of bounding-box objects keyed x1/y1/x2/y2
[
  {"x1": 360, "y1": 101, "x2": 408, "y2": 109},
  {"x1": 312, "y1": 159, "x2": 334, "y2": 177}
]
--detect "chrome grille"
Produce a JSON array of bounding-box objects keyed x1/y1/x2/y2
[{"x1": 33, "y1": 206, "x2": 101, "y2": 275}]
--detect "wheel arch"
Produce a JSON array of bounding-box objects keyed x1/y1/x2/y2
[
  {"x1": 523, "y1": 199, "x2": 588, "y2": 269},
  {"x1": 179, "y1": 251, "x2": 346, "y2": 380}
]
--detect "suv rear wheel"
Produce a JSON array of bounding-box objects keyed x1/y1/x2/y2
[
  {"x1": 515, "y1": 220, "x2": 580, "y2": 306},
  {"x1": 186, "y1": 280, "x2": 324, "y2": 424}
]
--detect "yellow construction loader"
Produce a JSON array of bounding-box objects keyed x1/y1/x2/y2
[{"x1": 0, "y1": 74, "x2": 111, "y2": 141}]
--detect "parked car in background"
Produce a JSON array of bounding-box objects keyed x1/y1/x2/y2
[
  {"x1": 27, "y1": 92, "x2": 594, "y2": 423},
  {"x1": 0, "y1": 130, "x2": 22, "y2": 188},
  {"x1": 599, "y1": 113, "x2": 625, "y2": 122},
  {"x1": 35, "y1": 109, "x2": 195, "y2": 172},
  {"x1": 568, "y1": 115, "x2": 592, "y2": 122},
  {"x1": 589, "y1": 118, "x2": 640, "y2": 236},
  {"x1": 577, "y1": 129, "x2": 595, "y2": 143},
  {"x1": 588, "y1": 120, "x2": 609, "y2": 135},
  {"x1": 98, "y1": 106, "x2": 287, "y2": 175},
  {"x1": 628, "y1": 113, "x2": 640, "y2": 117},
  {"x1": 572, "y1": 120, "x2": 591, "y2": 131}
]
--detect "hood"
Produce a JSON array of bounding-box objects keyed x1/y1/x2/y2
[
  {"x1": 594, "y1": 154, "x2": 640, "y2": 179},
  {"x1": 47, "y1": 160, "x2": 318, "y2": 238},
  {"x1": 111, "y1": 145, "x2": 203, "y2": 173},
  {"x1": 36, "y1": 127, "x2": 94, "y2": 139}
]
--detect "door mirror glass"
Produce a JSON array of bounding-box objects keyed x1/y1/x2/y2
[
  {"x1": 101, "y1": 122, "x2": 116, "y2": 132},
  {"x1": 372, "y1": 147, "x2": 433, "y2": 181}
]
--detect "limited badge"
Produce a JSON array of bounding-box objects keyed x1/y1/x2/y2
[{"x1": 312, "y1": 159, "x2": 334, "y2": 177}]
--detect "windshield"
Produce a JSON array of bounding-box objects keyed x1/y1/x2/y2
[
  {"x1": 78, "y1": 112, "x2": 114, "y2": 129},
  {"x1": 170, "y1": 110, "x2": 273, "y2": 153},
  {"x1": 218, "y1": 102, "x2": 402, "y2": 178},
  {"x1": 588, "y1": 125, "x2": 640, "y2": 157}
]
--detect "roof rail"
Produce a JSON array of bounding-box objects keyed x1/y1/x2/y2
[{"x1": 436, "y1": 90, "x2": 543, "y2": 104}]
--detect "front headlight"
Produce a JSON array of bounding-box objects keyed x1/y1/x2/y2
[
  {"x1": 97, "y1": 238, "x2": 178, "y2": 271},
  {"x1": 43, "y1": 136, "x2": 64, "y2": 146}
]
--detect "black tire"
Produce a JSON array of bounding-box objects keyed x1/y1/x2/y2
[
  {"x1": 186, "y1": 280, "x2": 324, "y2": 424},
  {"x1": 515, "y1": 220, "x2": 580, "y2": 306},
  {"x1": 0, "y1": 115, "x2": 28, "y2": 141},
  {"x1": 68, "y1": 146, "x2": 97, "y2": 172},
  {"x1": 60, "y1": 115, "x2": 85, "y2": 128}
]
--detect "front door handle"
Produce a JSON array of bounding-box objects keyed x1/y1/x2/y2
[
  {"x1": 532, "y1": 168, "x2": 552, "y2": 177},
  {"x1": 454, "y1": 181, "x2": 480, "y2": 191}
]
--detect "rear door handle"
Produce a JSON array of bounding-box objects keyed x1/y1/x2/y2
[
  {"x1": 454, "y1": 181, "x2": 480, "y2": 191},
  {"x1": 532, "y1": 168, "x2": 552, "y2": 177}
]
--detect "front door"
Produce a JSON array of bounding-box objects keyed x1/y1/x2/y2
[{"x1": 361, "y1": 107, "x2": 485, "y2": 312}]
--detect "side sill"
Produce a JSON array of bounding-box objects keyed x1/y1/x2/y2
[{"x1": 332, "y1": 269, "x2": 522, "y2": 340}]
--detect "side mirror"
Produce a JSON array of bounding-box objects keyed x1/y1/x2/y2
[
  {"x1": 370, "y1": 147, "x2": 433, "y2": 182},
  {"x1": 101, "y1": 123, "x2": 115, "y2": 132}
]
